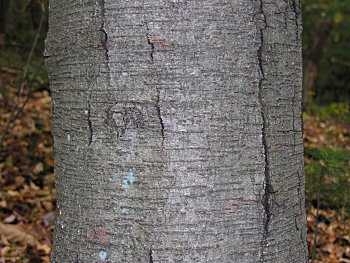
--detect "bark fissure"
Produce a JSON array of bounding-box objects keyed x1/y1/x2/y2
[
  {"x1": 99, "y1": 0, "x2": 109, "y2": 63},
  {"x1": 257, "y1": 1, "x2": 272, "y2": 261},
  {"x1": 87, "y1": 101, "x2": 93, "y2": 146},
  {"x1": 294, "y1": 216, "x2": 299, "y2": 230},
  {"x1": 156, "y1": 90, "x2": 165, "y2": 147},
  {"x1": 149, "y1": 247, "x2": 154, "y2": 263},
  {"x1": 146, "y1": 22, "x2": 155, "y2": 62},
  {"x1": 100, "y1": 27, "x2": 109, "y2": 60},
  {"x1": 291, "y1": 0, "x2": 301, "y2": 41},
  {"x1": 98, "y1": 0, "x2": 113, "y2": 100}
]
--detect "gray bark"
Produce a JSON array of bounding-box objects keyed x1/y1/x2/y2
[{"x1": 45, "y1": 0, "x2": 307, "y2": 262}]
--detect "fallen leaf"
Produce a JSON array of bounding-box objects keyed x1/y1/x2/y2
[
  {"x1": 0, "y1": 200, "x2": 7, "y2": 208},
  {"x1": 36, "y1": 243, "x2": 51, "y2": 255},
  {"x1": 0, "y1": 223, "x2": 36, "y2": 246},
  {"x1": 41, "y1": 255, "x2": 51, "y2": 263},
  {"x1": 30, "y1": 181, "x2": 40, "y2": 191},
  {"x1": 42, "y1": 212, "x2": 55, "y2": 227},
  {"x1": 33, "y1": 162, "x2": 44, "y2": 175},
  {"x1": 0, "y1": 246, "x2": 11, "y2": 257},
  {"x1": 3, "y1": 215, "x2": 16, "y2": 224}
]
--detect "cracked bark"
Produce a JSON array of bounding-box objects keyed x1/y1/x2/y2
[
  {"x1": 145, "y1": 22, "x2": 155, "y2": 62},
  {"x1": 46, "y1": 0, "x2": 307, "y2": 262},
  {"x1": 257, "y1": 1, "x2": 272, "y2": 261},
  {"x1": 99, "y1": 0, "x2": 109, "y2": 62},
  {"x1": 149, "y1": 247, "x2": 154, "y2": 263},
  {"x1": 155, "y1": 90, "x2": 165, "y2": 148},
  {"x1": 255, "y1": 0, "x2": 307, "y2": 262},
  {"x1": 87, "y1": 101, "x2": 92, "y2": 146}
]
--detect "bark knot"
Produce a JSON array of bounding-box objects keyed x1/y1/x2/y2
[{"x1": 106, "y1": 103, "x2": 145, "y2": 139}]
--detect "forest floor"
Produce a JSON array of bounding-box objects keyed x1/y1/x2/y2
[{"x1": 0, "y1": 67, "x2": 349, "y2": 262}]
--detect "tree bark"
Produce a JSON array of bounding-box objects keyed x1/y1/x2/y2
[{"x1": 45, "y1": 0, "x2": 307, "y2": 262}]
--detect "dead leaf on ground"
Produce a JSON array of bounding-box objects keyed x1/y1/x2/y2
[{"x1": 0, "y1": 222, "x2": 36, "y2": 246}]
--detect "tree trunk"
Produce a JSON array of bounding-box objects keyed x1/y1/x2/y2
[
  {"x1": 45, "y1": 0, "x2": 307, "y2": 262},
  {"x1": 302, "y1": 19, "x2": 333, "y2": 111},
  {"x1": 0, "y1": 0, "x2": 9, "y2": 33}
]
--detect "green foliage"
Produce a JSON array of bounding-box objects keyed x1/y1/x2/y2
[
  {"x1": 0, "y1": 0, "x2": 48, "y2": 81},
  {"x1": 0, "y1": 48, "x2": 25, "y2": 69},
  {"x1": 305, "y1": 147, "x2": 350, "y2": 214},
  {"x1": 303, "y1": 0, "x2": 350, "y2": 105},
  {"x1": 309, "y1": 102, "x2": 350, "y2": 121},
  {"x1": 1, "y1": 0, "x2": 48, "y2": 52}
]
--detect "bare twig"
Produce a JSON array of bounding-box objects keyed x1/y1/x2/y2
[
  {"x1": 0, "y1": 2, "x2": 45, "y2": 150},
  {"x1": 22, "y1": 0, "x2": 33, "y2": 12}
]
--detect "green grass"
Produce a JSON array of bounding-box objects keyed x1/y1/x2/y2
[
  {"x1": 309, "y1": 102, "x2": 350, "y2": 121},
  {"x1": 0, "y1": 47, "x2": 48, "y2": 91},
  {"x1": 305, "y1": 147, "x2": 350, "y2": 214}
]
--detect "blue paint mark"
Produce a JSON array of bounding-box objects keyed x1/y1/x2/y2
[
  {"x1": 121, "y1": 208, "x2": 129, "y2": 214},
  {"x1": 122, "y1": 170, "x2": 135, "y2": 189},
  {"x1": 121, "y1": 72, "x2": 128, "y2": 77},
  {"x1": 99, "y1": 251, "x2": 108, "y2": 261},
  {"x1": 127, "y1": 170, "x2": 135, "y2": 183},
  {"x1": 125, "y1": 154, "x2": 131, "y2": 161},
  {"x1": 122, "y1": 179, "x2": 130, "y2": 189}
]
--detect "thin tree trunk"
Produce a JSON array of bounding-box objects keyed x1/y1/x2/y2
[
  {"x1": 0, "y1": 0, "x2": 9, "y2": 33},
  {"x1": 45, "y1": 0, "x2": 307, "y2": 262},
  {"x1": 302, "y1": 19, "x2": 333, "y2": 111}
]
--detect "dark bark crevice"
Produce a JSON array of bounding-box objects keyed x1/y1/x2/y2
[
  {"x1": 291, "y1": 0, "x2": 301, "y2": 41},
  {"x1": 100, "y1": 26, "x2": 109, "y2": 60},
  {"x1": 99, "y1": 0, "x2": 109, "y2": 63},
  {"x1": 294, "y1": 215, "x2": 299, "y2": 230},
  {"x1": 256, "y1": 0, "x2": 272, "y2": 261},
  {"x1": 156, "y1": 90, "x2": 165, "y2": 148},
  {"x1": 145, "y1": 22, "x2": 155, "y2": 62},
  {"x1": 98, "y1": 0, "x2": 113, "y2": 100},
  {"x1": 149, "y1": 247, "x2": 154, "y2": 263},
  {"x1": 282, "y1": 0, "x2": 301, "y2": 40},
  {"x1": 87, "y1": 101, "x2": 93, "y2": 146}
]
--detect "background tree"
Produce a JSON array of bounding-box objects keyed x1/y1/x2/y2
[
  {"x1": 0, "y1": 0, "x2": 47, "y2": 52},
  {"x1": 302, "y1": 0, "x2": 350, "y2": 109},
  {"x1": 45, "y1": 0, "x2": 307, "y2": 262}
]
